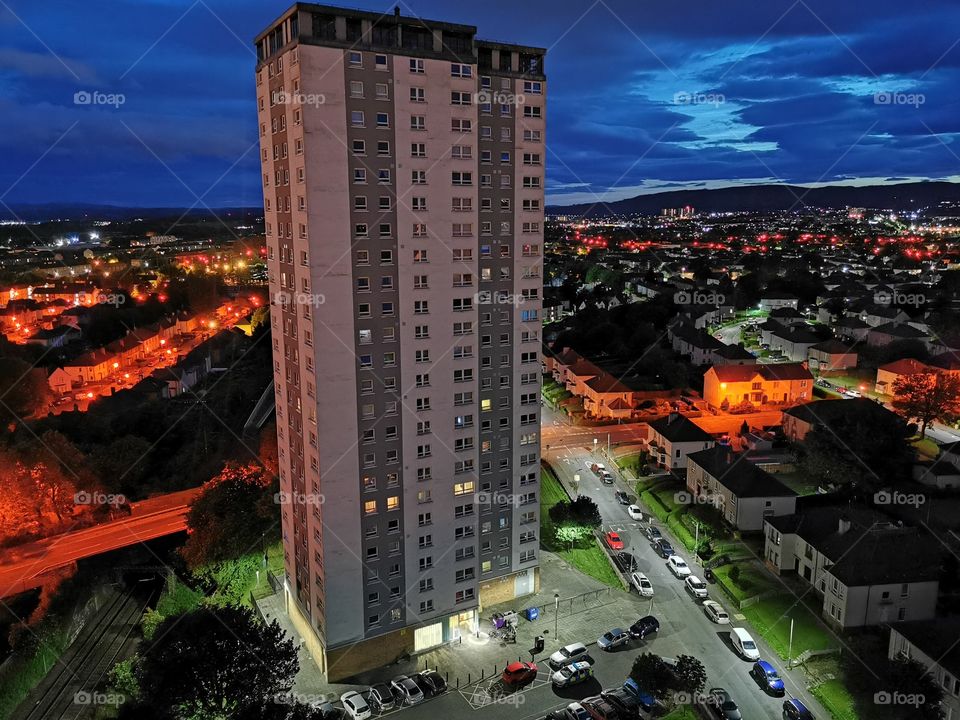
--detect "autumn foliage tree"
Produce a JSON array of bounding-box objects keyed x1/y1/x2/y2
[
  {"x1": 181, "y1": 463, "x2": 279, "y2": 570},
  {"x1": 892, "y1": 371, "x2": 960, "y2": 437}
]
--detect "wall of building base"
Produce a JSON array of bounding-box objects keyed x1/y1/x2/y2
[
  {"x1": 285, "y1": 589, "x2": 327, "y2": 676},
  {"x1": 325, "y1": 626, "x2": 415, "y2": 682},
  {"x1": 479, "y1": 567, "x2": 540, "y2": 609}
]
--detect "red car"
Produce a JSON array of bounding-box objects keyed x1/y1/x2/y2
[
  {"x1": 502, "y1": 661, "x2": 538, "y2": 687},
  {"x1": 604, "y1": 531, "x2": 625, "y2": 551}
]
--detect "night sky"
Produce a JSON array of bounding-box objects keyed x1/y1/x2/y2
[{"x1": 1, "y1": 0, "x2": 959, "y2": 208}]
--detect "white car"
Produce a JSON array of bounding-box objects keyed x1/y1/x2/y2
[
  {"x1": 627, "y1": 504, "x2": 644, "y2": 521},
  {"x1": 340, "y1": 691, "x2": 372, "y2": 720},
  {"x1": 667, "y1": 555, "x2": 692, "y2": 578},
  {"x1": 684, "y1": 575, "x2": 708, "y2": 599},
  {"x1": 702, "y1": 600, "x2": 730, "y2": 624},
  {"x1": 630, "y1": 572, "x2": 654, "y2": 597},
  {"x1": 549, "y1": 642, "x2": 589, "y2": 668}
]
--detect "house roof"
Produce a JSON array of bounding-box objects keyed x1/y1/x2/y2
[
  {"x1": 878, "y1": 358, "x2": 932, "y2": 376},
  {"x1": 671, "y1": 322, "x2": 725, "y2": 350},
  {"x1": 761, "y1": 292, "x2": 799, "y2": 300},
  {"x1": 871, "y1": 322, "x2": 929, "y2": 340},
  {"x1": 928, "y1": 352, "x2": 960, "y2": 372},
  {"x1": 649, "y1": 413, "x2": 714, "y2": 443},
  {"x1": 585, "y1": 374, "x2": 634, "y2": 394},
  {"x1": 687, "y1": 446, "x2": 796, "y2": 498},
  {"x1": 782, "y1": 398, "x2": 901, "y2": 428},
  {"x1": 809, "y1": 339, "x2": 856, "y2": 355},
  {"x1": 835, "y1": 316, "x2": 870, "y2": 329},
  {"x1": 769, "y1": 307, "x2": 804, "y2": 319},
  {"x1": 715, "y1": 344, "x2": 755, "y2": 360},
  {"x1": 709, "y1": 362, "x2": 813, "y2": 383},
  {"x1": 889, "y1": 619, "x2": 960, "y2": 679}
]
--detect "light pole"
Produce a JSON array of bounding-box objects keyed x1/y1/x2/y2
[
  {"x1": 573, "y1": 473, "x2": 580, "y2": 498},
  {"x1": 554, "y1": 593, "x2": 560, "y2": 641},
  {"x1": 788, "y1": 617, "x2": 794, "y2": 667}
]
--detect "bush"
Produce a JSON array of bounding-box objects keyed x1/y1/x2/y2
[{"x1": 109, "y1": 659, "x2": 140, "y2": 698}]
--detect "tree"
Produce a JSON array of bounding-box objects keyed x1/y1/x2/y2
[
  {"x1": 0, "y1": 357, "x2": 52, "y2": 428},
  {"x1": 888, "y1": 657, "x2": 944, "y2": 720},
  {"x1": 555, "y1": 525, "x2": 591, "y2": 549},
  {"x1": 629, "y1": 653, "x2": 677, "y2": 699},
  {"x1": 181, "y1": 463, "x2": 279, "y2": 570},
  {"x1": 892, "y1": 371, "x2": 960, "y2": 437},
  {"x1": 549, "y1": 496, "x2": 602, "y2": 529},
  {"x1": 673, "y1": 655, "x2": 707, "y2": 695},
  {"x1": 136, "y1": 604, "x2": 299, "y2": 720}
]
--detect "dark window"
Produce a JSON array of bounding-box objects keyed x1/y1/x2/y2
[
  {"x1": 403, "y1": 25, "x2": 433, "y2": 51},
  {"x1": 312, "y1": 14, "x2": 336, "y2": 41}
]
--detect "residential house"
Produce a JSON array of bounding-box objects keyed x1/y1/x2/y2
[
  {"x1": 686, "y1": 446, "x2": 797, "y2": 531},
  {"x1": 867, "y1": 322, "x2": 930, "y2": 348},
  {"x1": 759, "y1": 293, "x2": 799, "y2": 311},
  {"x1": 648, "y1": 413, "x2": 715, "y2": 470},
  {"x1": 669, "y1": 322, "x2": 725, "y2": 365},
  {"x1": 782, "y1": 399, "x2": 904, "y2": 442},
  {"x1": 62, "y1": 349, "x2": 115, "y2": 385},
  {"x1": 875, "y1": 358, "x2": 934, "y2": 396},
  {"x1": 888, "y1": 619, "x2": 960, "y2": 720},
  {"x1": 807, "y1": 339, "x2": 858, "y2": 372},
  {"x1": 861, "y1": 305, "x2": 910, "y2": 328},
  {"x1": 914, "y1": 441, "x2": 960, "y2": 490},
  {"x1": 703, "y1": 363, "x2": 813, "y2": 410},
  {"x1": 764, "y1": 507, "x2": 940, "y2": 629},
  {"x1": 26, "y1": 325, "x2": 80, "y2": 348},
  {"x1": 713, "y1": 343, "x2": 756, "y2": 366},
  {"x1": 768, "y1": 326, "x2": 820, "y2": 362},
  {"x1": 834, "y1": 316, "x2": 871, "y2": 343},
  {"x1": 47, "y1": 367, "x2": 73, "y2": 394}
]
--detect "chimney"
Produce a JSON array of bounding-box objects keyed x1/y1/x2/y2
[{"x1": 838, "y1": 516, "x2": 851, "y2": 534}]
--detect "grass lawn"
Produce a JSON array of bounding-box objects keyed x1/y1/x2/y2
[
  {"x1": 661, "y1": 705, "x2": 698, "y2": 720},
  {"x1": 771, "y1": 470, "x2": 820, "y2": 496},
  {"x1": 541, "y1": 468, "x2": 621, "y2": 588},
  {"x1": 713, "y1": 563, "x2": 778, "y2": 604},
  {"x1": 811, "y1": 679, "x2": 859, "y2": 720},
  {"x1": 912, "y1": 436, "x2": 939, "y2": 460},
  {"x1": 739, "y1": 594, "x2": 836, "y2": 660},
  {"x1": 0, "y1": 629, "x2": 70, "y2": 720}
]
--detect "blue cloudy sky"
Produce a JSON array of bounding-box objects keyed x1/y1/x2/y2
[{"x1": 1, "y1": 0, "x2": 958, "y2": 208}]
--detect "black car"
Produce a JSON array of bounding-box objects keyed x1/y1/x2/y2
[
  {"x1": 628, "y1": 615, "x2": 660, "y2": 639},
  {"x1": 416, "y1": 669, "x2": 447, "y2": 696},
  {"x1": 706, "y1": 687, "x2": 742, "y2": 720},
  {"x1": 645, "y1": 525, "x2": 662, "y2": 542},
  {"x1": 653, "y1": 538, "x2": 674, "y2": 557},
  {"x1": 367, "y1": 683, "x2": 396, "y2": 712},
  {"x1": 615, "y1": 552, "x2": 638, "y2": 572},
  {"x1": 601, "y1": 687, "x2": 643, "y2": 718},
  {"x1": 615, "y1": 490, "x2": 630, "y2": 505}
]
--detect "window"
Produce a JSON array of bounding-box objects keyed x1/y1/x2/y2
[
  {"x1": 410, "y1": 87, "x2": 426, "y2": 103},
  {"x1": 452, "y1": 118, "x2": 472, "y2": 133},
  {"x1": 452, "y1": 171, "x2": 472, "y2": 186},
  {"x1": 455, "y1": 588, "x2": 475, "y2": 603},
  {"x1": 410, "y1": 58, "x2": 424, "y2": 73},
  {"x1": 451, "y1": 63, "x2": 472, "y2": 77},
  {"x1": 351, "y1": 110, "x2": 364, "y2": 127},
  {"x1": 412, "y1": 170, "x2": 426, "y2": 185},
  {"x1": 411, "y1": 142, "x2": 426, "y2": 157},
  {"x1": 411, "y1": 115, "x2": 425, "y2": 130},
  {"x1": 350, "y1": 80, "x2": 364, "y2": 97}
]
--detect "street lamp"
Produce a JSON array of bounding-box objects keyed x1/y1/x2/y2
[
  {"x1": 554, "y1": 593, "x2": 560, "y2": 641},
  {"x1": 573, "y1": 473, "x2": 580, "y2": 498}
]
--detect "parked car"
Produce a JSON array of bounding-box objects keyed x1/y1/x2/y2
[
  {"x1": 549, "y1": 642, "x2": 590, "y2": 669},
  {"x1": 615, "y1": 490, "x2": 630, "y2": 505},
  {"x1": 551, "y1": 660, "x2": 595, "y2": 688},
  {"x1": 667, "y1": 555, "x2": 691, "y2": 578},
  {"x1": 597, "y1": 628, "x2": 631, "y2": 651},
  {"x1": 600, "y1": 471, "x2": 616, "y2": 485},
  {"x1": 630, "y1": 572, "x2": 654, "y2": 597},
  {"x1": 389, "y1": 675, "x2": 424, "y2": 705},
  {"x1": 600, "y1": 686, "x2": 643, "y2": 718},
  {"x1": 502, "y1": 661, "x2": 538, "y2": 687},
  {"x1": 582, "y1": 695, "x2": 623, "y2": 720},
  {"x1": 415, "y1": 669, "x2": 447, "y2": 696},
  {"x1": 591, "y1": 463, "x2": 607, "y2": 475},
  {"x1": 339, "y1": 691, "x2": 371, "y2": 720},
  {"x1": 653, "y1": 538, "x2": 674, "y2": 558},
  {"x1": 615, "y1": 552, "x2": 638, "y2": 572},
  {"x1": 622, "y1": 678, "x2": 658, "y2": 712},
  {"x1": 730, "y1": 627, "x2": 760, "y2": 660},
  {"x1": 627, "y1": 505, "x2": 643, "y2": 521},
  {"x1": 547, "y1": 702, "x2": 591, "y2": 720},
  {"x1": 315, "y1": 703, "x2": 344, "y2": 720},
  {"x1": 705, "y1": 687, "x2": 742, "y2": 720},
  {"x1": 646, "y1": 525, "x2": 663, "y2": 542},
  {"x1": 702, "y1": 600, "x2": 730, "y2": 624},
  {"x1": 750, "y1": 660, "x2": 785, "y2": 695},
  {"x1": 783, "y1": 698, "x2": 815, "y2": 720},
  {"x1": 684, "y1": 575, "x2": 709, "y2": 598},
  {"x1": 604, "y1": 531, "x2": 625, "y2": 550},
  {"x1": 366, "y1": 683, "x2": 395, "y2": 712},
  {"x1": 628, "y1": 615, "x2": 660, "y2": 639}
]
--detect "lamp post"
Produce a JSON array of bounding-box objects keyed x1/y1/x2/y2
[
  {"x1": 554, "y1": 593, "x2": 560, "y2": 641},
  {"x1": 573, "y1": 473, "x2": 580, "y2": 498},
  {"x1": 788, "y1": 617, "x2": 794, "y2": 667}
]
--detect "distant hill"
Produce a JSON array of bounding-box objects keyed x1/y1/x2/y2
[
  {"x1": 0, "y1": 203, "x2": 263, "y2": 223},
  {"x1": 547, "y1": 181, "x2": 960, "y2": 217}
]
